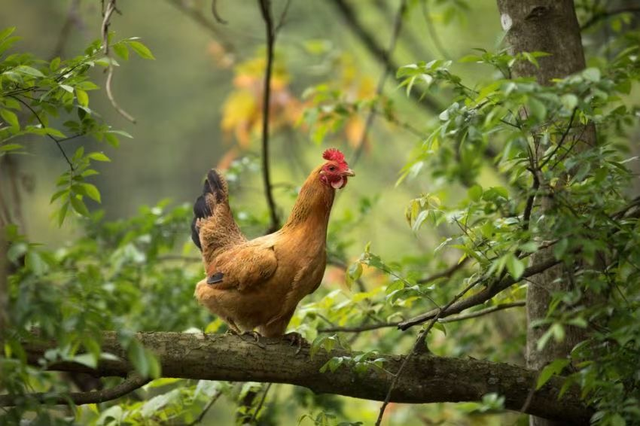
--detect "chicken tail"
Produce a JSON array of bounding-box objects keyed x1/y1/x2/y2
[{"x1": 191, "y1": 169, "x2": 227, "y2": 251}]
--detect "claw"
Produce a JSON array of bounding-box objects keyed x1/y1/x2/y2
[
  {"x1": 283, "y1": 332, "x2": 308, "y2": 355},
  {"x1": 241, "y1": 330, "x2": 263, "y2": 343}
]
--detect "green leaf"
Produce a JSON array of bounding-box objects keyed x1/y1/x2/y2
[
  {"x1": 70, "y1": 195, "x2": 90, "y2": 216},
  {"x1": 128, "y1": 41, "x2": 155, "y2": 60},
  {"x1": 1, "y1": 109, "x2": 19, "y2": 130},
  {"x1": 583, "y1": 67, "x2": 601, "y2": 82},
  {"x1": 560, "y1": 94, "x2": 578, "y2": 110},
  {"x1": 506, "y1": 255, "x2": 525, "y2": 280},
  {"x1": 128, "y1": 340, "x2": 149, "y2": 377},
  {"x1": 88, "y1": 152, "x2": 111, "y2": 162},
  {"x1": 536, "y1": 358, "x2": 570, "y2": 389},
  {"x1": 14, "y1": 65, "x2": 44, "y2": 77},
  {"x1": 528, "y1": 97, "x2": 547, "y2": 120},
  {"x1": 468, "y1": 184, "x2": 483, "y2": 202},
  {"x1": 25, "y1": 250, "x2": 47, "y2": 276},
  {"x1": 112, "y1": 42, "x2": 129, "y2": 60},
  {"x1": 0, "y1": 27, "x2": 16, "y2": 42},
  {"x1": 76, "y1": 88, "x2": 89, "y2": 107},
  {"x1": 81, "y1": 183, "x2": 101, "y2": 203}
]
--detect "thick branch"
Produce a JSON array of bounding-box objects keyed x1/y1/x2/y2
[
  {"x1": 0, "y1": 373, "x2": 148, "y2": 407},
  {"x1": 19, "y1": 332, "x2": 591, "y2": 423}
]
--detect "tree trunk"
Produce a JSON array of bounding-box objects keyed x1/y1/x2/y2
[
  {"x1": 12, "y1": 332, "x2": 592, "y2": 423},
  {"x1": 495, "y1": 1, "x2": 593, "y2": 425}
]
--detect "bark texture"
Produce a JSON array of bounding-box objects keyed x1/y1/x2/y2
[
  {"x1": 19, "y1": 332, "x2": 592, "y2": 423},
  {"x1": 495, "y1": 1, "x2": 592, "y2": 425}
]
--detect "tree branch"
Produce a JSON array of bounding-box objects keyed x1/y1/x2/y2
[
  {"x1": 329, "y1": 0, "x2": 442, "y2": 115},
  {"x1": 398, "y1": 257, "x2": 561, "y2": 330},
  {"x1": 257, "y1": 0, "x2": 280, "y2": 233},
  {"x1": 350, "y1": 0, "x2": 407, "y2": 165},
  {"x1": 166, "y1": 0, "x2": 235, "y2": 53},
  {"x1": 439, "y1": 301, "x2": 525, "y2": 323},
  {"x1": 318, "y1": 302, "x2": 525, "y2": 334},
  {"x1": 8, "y1": 95, "x2": 73, "y2": 170},
  {"x1": 417, "y1": 258, "x2": 469, "y2": 284},
  {"x1": 18, "y1": 332, "x2": 591, "y2": 423},
  {"x1": 0, "y1": 372, "x2": 148, "y2": 407},
  {"x1": 102, "y1": 0, "x2": 136, "y2": 123},
  {"x1": 581, "y1": 7, "x2": 640, "y2": 31}
]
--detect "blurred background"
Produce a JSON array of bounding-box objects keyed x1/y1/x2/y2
[{"x1": 0, "y1": 0, "x2": 503, "y2": 259}]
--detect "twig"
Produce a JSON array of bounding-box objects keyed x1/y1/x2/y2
[
  {"x1": 211, "y1": 0, "x2": 228, "y2": 24},
  {"x1": 319, "y1": 301, "x2": 525, "y2": 333},
  {"x1": 319, "y1": 320, "x2": 400, "y2": 334},
  {"x1": 329, "y1": 0, "x2": 442, "y2": 114},
  {"x1": 398, "y1": 257, "x2": 561, "y2": 330},
  {"x1": 102, "y1": 0, "x2": 136, "y2": 123},
  {"x1": 166, "y1": 0, "x2": 235, "y2": 53},
  {"x1": 249, "y1": 383, "x2": 272, "y2": 424},
  {"x1": 439, "y1": 301, "x2": 525, "y2": 323},
  {"x1": 417, "y1": 258, "x2": 469, "y2": 284},
  {"x1": 0, "y1": 373, "x2": 149, "y2": 407},
  {"x1": 274, "y1": 0, "x2": 292, "y2": 33},
  {"x1": 185, "y1": 391, "x2": 223, "y2": 426},
  {"x1": 375, "y1": 270, "x2": 482, "y2": 425},
  {"x1": 51, "y1": 0, "x2": 83, "y2": 59},
  {"x1": 350, "y1": 0, "x2": 407, "y2": 166},
  {"x1": 538, "y1": 108, "x2": 577, "y2": 170},
  {"x1": 421, "y1": 0, "x2": 450, "y2": 59},
  {"x1": 8, "y1": 95, "x2": 73, "y2": 170},
  {"x1": 581, "y1": 7, "x2": 640, "y2": 31},
  {"x1": 258, "y1": 0, "x2": 280, "y2": 232}
]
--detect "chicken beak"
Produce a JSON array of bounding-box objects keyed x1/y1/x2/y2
[{"x1": 341, "y1": 168, "x2": 355, "y2": 177}]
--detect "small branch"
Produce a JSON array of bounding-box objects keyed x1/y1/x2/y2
[
  {"x1": 539, "y1": 108, "x2": 577, "y2": 170},
  {"x1": 417, "y1": 258, "x2": 469, "y2": 284},
  {"x1": 440, "y1": 301, "x2": 525, "y2": 323},
  {"x1": 318, "y1": 302, "x2": 526, "y2": 333},
  {"x1": 249, "y1": 383, "x2": 272, "y2": 424},
  {"x1": 211, "y1": 0, "x2": 228, "y2": 24},
  {"x1": 329, "y1": 0, "x2": 442, "y2": 115},
  {"x1": 102, "y1": 0, "x2": 136, "y2": 123},
  {"x1": 581, "y1": 7, "x2": 640, "y2": 31},
  {"x1": 398, "y1": 257, "x2": 561, "y2": 331},
  {"x1": 9, "y1": 95, "x2": 73, "y2": 170},
  {"x1": 258, "y1": 0, "x2": 280, "y2": 233},
  {"x1": 522, "y1": 172, "x2": 540, "y2": 232},
  {"x1": 319, "y1": 320, "x2": 400, "y2": 334},
  {"x1": 186, "y1": 390, "x2": 223, "y2": 426},
  {"x1": 376, "y1": 269, "x2": 482, "y2": 426},
  {"x1": 350, "y1": 0, "x2": 407, "y2": 166},
  {"x1": 274, "y1": 0, "x2": 292, "y2": 33},
  {"x1": 166, "y1": 0, "x2": 235, "y2": 53},
  {"x1": 0, "y1": 373, "x2": 149, "y2": 407},
  {"x1": 421, "y1": 0, "x2": 450, "y2": 59},
  {"x1": 51, "y1": 0, "x2": 83, "y2": 59}
]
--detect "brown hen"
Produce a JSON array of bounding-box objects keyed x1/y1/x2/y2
[{"x1": 191, "y1": 149, "x2": 354, "y2": 338}]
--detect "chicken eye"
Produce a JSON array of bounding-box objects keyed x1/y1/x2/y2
[{"x1": 328, "y1": 166, "x2": 336, "y2": 171}]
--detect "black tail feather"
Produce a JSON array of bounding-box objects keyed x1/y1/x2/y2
[{"x1": 191, "y1": 170, "x2": 226, "y2": 251}]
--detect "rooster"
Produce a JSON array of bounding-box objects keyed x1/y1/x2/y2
[{"x1": 191, "y1": 149, "x2": 354, "y2": 342}]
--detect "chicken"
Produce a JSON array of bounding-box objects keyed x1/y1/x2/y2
[{"x1": 191, "y1": 148, "x2": 354, "y2": 339}]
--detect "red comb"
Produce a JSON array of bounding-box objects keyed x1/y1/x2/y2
[{"x1": 323, "y1": 148, "x2": 346, "y2": 163}]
